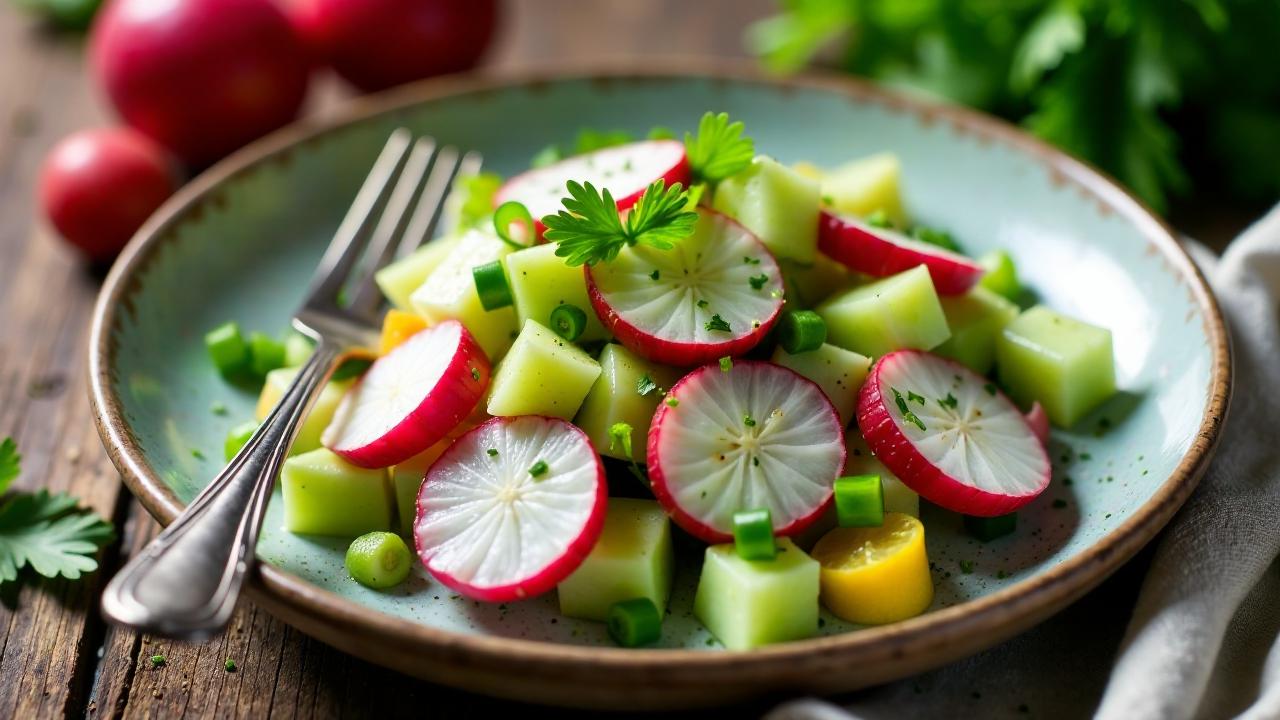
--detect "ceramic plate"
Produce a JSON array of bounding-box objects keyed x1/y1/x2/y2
[{"x1": 89, "y1": 65, "x2": 1230, "y2": 709}]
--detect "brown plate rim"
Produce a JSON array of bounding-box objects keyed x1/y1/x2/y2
[{"x1": 87, "y1": 60, "x2": 1231, "y2": 674}]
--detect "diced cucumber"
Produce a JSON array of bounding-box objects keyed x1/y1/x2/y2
[
  {"x1": 282, "y1": 448, "x2": 393, "y2": 537},
  {"x1": 224, "y1": 420, "x2": 259, "y2": 461},
  {"x1": 693, "y1": 538, "x2": 820, "y2": 650},
  {"x1": 820, "y1": 152, "x2": 908, "y2": 228},
  {"x1": 557, "y1": 498, "x2": 674, "y2": 621},
  {"x1": 770, "y1": 343, "x2": 871, "y2": 427},
  {"x1": 780, "y1": 253, "x2": 853, "y2": 309},
  {"x1": 390, "y1": 442, "x2": 450, "y2": 533},
  {"x1": 933, "y1": 286, "x2": 1020, "y2": 375},
  {"x1": 283, "y1": 331, "x2": 314, "y2": 367},
  {"x1": 505, "y1": 243, "x2": 609, "y2": 342},
  {"x1": 713, "y1": 156, "x2": 821, "y2": 263},
  {"x1": 248, "y1": 332, "x2": 286, "y2": 377},
  {"x1": 411, "y1": 229, "x2": 518, "y2": 361},
  {"x1": 978, "y1": 250, "x2": 1022, "y2": 301},
  {"x1": 816, "y1": 266, "x2": 951, "y2": 358},
  {"x1": 996, "y1": 305, "x2": 1116, "y2": 428},
  {"x1": 573, "y1": 344, "x2": 683, "y2": 462},
  {"x1": 486, "y1": 319, "x2": 602, "y2": 420},
  {"x1": 845, "y1": 433, "x2": 919, "y2": 517},
  {"x1": 375, "y1": 235, "x2": 461, "y2": 312},
  {"x1": 205, "y1": 322, "x2": 249, "y2": 379},
  {"x1": 256, "y1": 368, "x2": 353, "y2": 455}
]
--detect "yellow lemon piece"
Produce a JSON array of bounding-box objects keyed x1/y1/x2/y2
[
  {"x1": 810, "y1": 512, "x2": 933, "y2": 625},
  {"x1": 379, "y1": 309, "x2": 429, "y2": 355}
]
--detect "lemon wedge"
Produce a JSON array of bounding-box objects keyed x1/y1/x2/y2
[{"x1": 810, "y1": 512, "x2": 933, "y2": 625}]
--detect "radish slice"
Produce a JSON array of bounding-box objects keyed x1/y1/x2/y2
[
  {"x1": 648, "y1": 361, "x2": 845, "y2": 543},
  {"x1": 857, "y1": 350, "x2": 1051, "y2": 516},
  {"x1": 587, "y1": 210, "x2": 784, "y2": 366},
  {"x1": 1026, "y1": 402, "x2": 1050, "y2": 446},
  {"x1": 413, "y1": 416, "x2": 606, "y2": 602},
  {"x1": 818, "y1": 211, "x2": 984, "y2": 295},
  {"x1": 323, "y1": 321, "x2": 489, "y2": 469},
  {"x1": 496, "y1": 139, "x2": 690, "y2": 237}
]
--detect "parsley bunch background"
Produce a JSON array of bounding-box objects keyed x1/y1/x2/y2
[{"x1": 749, "y1": 0, "x2": 1280, "y2": 214}]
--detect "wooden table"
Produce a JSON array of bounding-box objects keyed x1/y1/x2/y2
[{"x1": 0, "y1": 1, "x2": 1255, "y2": 717}]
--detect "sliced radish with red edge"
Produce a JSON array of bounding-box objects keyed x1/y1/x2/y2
[
  {"x1": 496, "y1": 139, "x2": 690, "y2": 238},
  {"x1": 648, "y1": 361, "x2": 845, "y2": 543},
  {"x1": 857, "y1": 350, "x2": 1050, "y2": 516},
  {"x1": 818, "y1": 211, "x2": 984, "y2": 295},
  {"x1": 587, "y1": 210, "x2": 784, "y2": 366},
  {"x1": 414, "y1": 415, "x2": 606, "y2": 602},
  {"x1": 323, "y1": 321, "x2": 489, "y2": 469}
]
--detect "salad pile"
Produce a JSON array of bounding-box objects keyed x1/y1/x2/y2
[{"x1": 206, "y1": 113, "x2": 1118, "y2": 650}]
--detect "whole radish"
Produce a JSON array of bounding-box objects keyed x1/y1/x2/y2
[
  {"x1": 90, "y1": 0, "x2": 311, "y2": 166},
  {"x1": 38, "y1": 127, "x2": 177, "y2": 262}
]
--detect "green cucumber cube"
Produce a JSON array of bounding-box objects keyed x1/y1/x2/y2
[
  {"x1": 375, "y1": 235, "x2": 461, "y2": 311},
  {"x1": 845, "y1": 433, "x2": 918, "y2": 517},
  {"x1": 390, "y1": 443, "x2": 449, "y2": 533},
  {"x1": 283, "y1": 331, "x2": 314, "y2": 367},
  {"x1": 978, "y1": 250, "x2": 1022, "y2": 301},
  {"x1": 996, "y1": 306, "x2": 1116, "y2": 428},
  {"x1": 486, "y1": 319, "x2": 602, "y2": 419},
  {"x1": 713, "y1": 156, "x2": 821, "y2": 263},
  {"x1": 573, "y1": 344, "x2": 683, "y2": 462},
  {"x1": 257, "y1": 368, "x2": 353, "y2": 455},
  {"x1": 557, "y1": 498, "x2": 674, "y2": 621},
  {"x1": 694, "y1": 537, "x2": 820, "y2": 650},
  {"x1": 248, "y1": 332, "x2": 286, "y2": 377},
  {"x1": 821, "y1": 152, "x2": 907, "y2": 228},
  {"x1": 411, "y1": 229, "x2": 518, "y2": 361},
  {"x1": 816, "y1": 266, "x2": 951, "y2": 358},
  {"x1": 505, "y1": 242, "x2": 609, "y2": 342},
  {"x1": 933, "y1": 287, "x2": 1020, "y2": 375},
  {"x1": 780, "y1": 253, "x2": 854, "y2": 309},
  {"x1": 770, "y1": 343, "x2": 871, "y2": 427},
  {"x1": 282, "y1": 448, "x2": 392, "y2": 537},
  {"x1": 205, "y1": 322, "x2": 249, "y2": 378}
]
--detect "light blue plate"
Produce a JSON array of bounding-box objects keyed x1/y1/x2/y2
[{"x1": 89, "y1": 68, "x2": 1230, "y2": 707}]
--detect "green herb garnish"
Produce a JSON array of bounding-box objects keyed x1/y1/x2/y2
[
  {"x1": 938, "y1": 392, "x2": 959, "y2": 410},
  {"x1": 748, "y1": 273, "x2": 768, "y2": 290},
  {"x1": 743, "y1": 256, "x2": 761, "y2": 265},
  {"x1": 224, "y1": 658, "x2": 237, "y2": 672},
  {"x1": 0, "y1": 439, "x2": 19, "y2": 495},
  {"x1": 528, "y1": 460, "x2": 549, "y2": 479},
  {"x1": 684, "y1": 112, "x2": 755, "y2": 184},
  {"x1": 890, "y1": 388, "x2": 928, "y2": 432},
  {"x1": 608, "y1": 423, "x2": 634, "y2": 458},
  {"x1": 543, "y1": 180, "x2": 697, "y2": 267},
  {"x1": 150, "y1": 655, "x2": 166, "y2": 668},
  {"x1": 743, "y1": 413, "x2": 757, "y2": 427},
  {"x1": 719, "y1": 356, "x2": 733, "y2": 373},
  {"x1": 635, "y1": 374, "x2": 658, "y2": 397},
  {"x1": 486, "y1": 448, "x2": 498, "y2": 458},
  {"x1": 907, "y1": 390, "x2": 926, "y2": 405},
  {"x1": 649, "y1": 269, "x2": 661, "y2": 281},
  {"x1": 0, "y1": 466, "x2": 115, "y2": 584},
  {"x1": 959, "y1": 559, "x2": 975, "y2": 574},
  {"x1": 865, "y1": 209, "x2": 894, "y2": 228},
  {"x1": 471, "y1": 368, "x2": 481, "y2": 381},
  {"x1": 705, "y1": 315, "x2": 732, "y2": 333},
  {"x1": 665, "y1": 396, "x2": 680, "y2": 407},
  {"x1": 983, "y1": 383, "x2": 998, "y2": 396},
  {"x1": 696, "y1": 299, "x2": 709, "y2": 309}
]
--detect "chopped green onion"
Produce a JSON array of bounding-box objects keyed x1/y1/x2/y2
[
  {"x1": 606, "y1": 598, "x2": 662, "y2": 647},
  {"x1": 224, "y1": 421, "x2": 259, "y2": 461},
  {"x1": 248, "y1": 332, "x2": 287, "y2": 377},
  {"x1": 834, "y1": 475, "x2": 884, "y2": 528},
  {"x1": 493, "y1": 201, "x2": 535, "y2": 249},
  {"x1": 705, "y1": 314, "x2": 732, "y2": 333},
  {"x1": 345, "y1": 531, "x2": 412, "y2": 589},
  {"x1": 472, "y1": 260, "x2": 513, "y2": 311},
  {"x1": 486, "y1": 448, "x2": 498, "y2": 457},
  {"x1": 963, "y1": 513, "x2": 1017, "y2": 542},
  {"x1": 665, "y1": 396, "x2": 679, "y2": 407},
  {"x1": 719, "y1": 356, "x2": 733, "y2": 373},
  {"x1": 528, "y1": 459, "x2": 549, "y2": 478},
  {"x1": 635, "y1": 373, "x2": 658, "y2": 396},
  {"x1": 748, "y1": 273, "x2": 768, "y2": 290},
  {"x1": 549, "y1": 304, "x2": 587, "y2": 341},
  {"x1": 732, "y1": 507, "x2": 776, "y2": 560},
  {"x1": 150, "y1": 655, "x2": 166, "y2": 667},
  {"x1": 777, "y1": 310, "x2": 827, "y2": 354},
  {"x1": 649, "y1": 269, "x2": 661, "y2": 281},
  {"x1": 205, "y1": 322, "x2": 249, "y2": 378},
  {"x1": 865, "y1": 209, "x2": 894, "y2": 228},
  {"x1": 743, "y1": 413, "x2": 757, "y2": 427}
]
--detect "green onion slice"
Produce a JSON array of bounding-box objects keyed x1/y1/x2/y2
[
  {"x1": 834, "y1": 475, "x2": 885, "y2": 528},
  {"x1": 732, "y1": 507, "x2": 776, "y2": 561},
  {"x1": 493, "y1": 201, "x2": 535, "y2": 249},
  {"x1": 472, "y1": 260, "x2": 513, "y2": 311},
  {"x1": 777, "y1": 310, "x2": 827, "y2": 354},
  {"x1": 607, "y1": 598, "x2": 662, "y2": 648},
  {"x1": 549, "y1": 304, "x2": 587, "y2": 341}
]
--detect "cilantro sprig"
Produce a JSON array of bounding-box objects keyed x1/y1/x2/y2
[
  {"x1": 543, "y1": 180, "x2": 697, "y2": 267},
  {"x1": 684, "y1": 112, "x2": 755, "y2": 184}
]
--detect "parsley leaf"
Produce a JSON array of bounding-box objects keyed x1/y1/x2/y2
[
  {"x1": 705, "y1": 315, "x2": 732, "y2": 333},
  {"x1": 684, "y1": 112, "x2": 755, "y2": 184},
  {"x1": 543, "y1": 180, "x2": 697, "y2": 267},
  {"x1": 0, "y1": 439, "x2": 19, "y2": 495},
  {"x1": 635, "y1": 374, "x2": 658, "y2": 397},
  {"x1": 608, "y1": 422, "x2": 634, "y2": 458},
  {"x1": 0, "y1": 490, "x2": 115, "y2": 583},
  {"x1": 748, "y1": 273, "x2": 769, "y2": 290}
]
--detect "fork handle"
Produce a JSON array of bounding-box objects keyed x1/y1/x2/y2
[{"x1": 100, "y1": 339, "x2": 343, "y2": 640}]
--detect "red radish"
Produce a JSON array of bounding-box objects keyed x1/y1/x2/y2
[
  {"x1": 818, "y1": 211, "x2": 984, "y2": 295},
  {"x1": 1026, "y1": 402, "x2": 1050, "y2": 446},
  {"x1": 648, "y1": 361, "x2": 845, "y2": 543},
  {"x1": 414, "y1": 416, "x2": 606, "y2": 602},
  {"x1": 587, "y1": 210, "x2": 784, "y2": 366},
  {"x1": 90, "y1": 0, "x2": 310, "y2": 166},
  {"x1": 496, "y1": 140, "x2": 690, "y2": 238},
  {"x1": 857, "y1": 350, "x2": 1051, "y2": 516},
  {"x1": 38, "y1": 128, "x2": 177, "y2": 262},
  {"x1": 323, "y1": 322, "x2": 488, "y2": 469}
]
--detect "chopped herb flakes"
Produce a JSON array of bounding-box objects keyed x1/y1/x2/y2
[
  {"x1": 705, "y1": 314, "x2": 731, "y2": 333},
  {"x1": 748, "y1": 273, "x2": 768, "y2": 290},
  {"x1": 743, "y1": 413, "x2": 757, "y2": 427},
  {"x1": 743, "y1": 256, "x2": 760, "y2": 265},
  {"x1": 486, "y1": 448, "x2": 498, "y2": 458},
  {"x1": 938, "y1": 392, "x2": 958, "y2": 410},
  {"x1": 470, "y1": 368, "x2": 481, "y2": 381},
  {"x1": 608, "y1": 423, "x2": 634, "y2": 458},
  {"x1": 983, "y1": 383, "x2": 998, "y2": 396},
  {"x1": 696, "y1": 299, "x2": 709, "y2": 309},
  {"x1": 665, "y1": 396, "x2": 680, "y2": 407},
  {"x1": 959, "y1": 559, "x2": 974, "y2": 574},
  {"x1": 224, "y1": 658, "x2": 237, "y2": 672},
  {"x1": 635, "y1": 374, "x2": 658, "y2": 396},
  {"x1": 890, "y1": 388, "x2": 928, "y2": 431},
  {"x1": 719, "y1": 356, "x2": 733, "y2": 373},
  {"x1": 649, "y1": 269, "x2": 661, "y2": 281},
  {"x1": 528, "y1": 460, "x2": 549, "y2": 478},
  {"x1": 907, "y1": 390, "x2": 925, "y2": 405},
  {"x1": 149, "y1": 655, "x2": 166, "y2": 668}
]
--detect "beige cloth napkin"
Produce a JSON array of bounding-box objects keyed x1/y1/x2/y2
[{"x1": 769, "y1": 206, "x2": 1280, "y2": 720}]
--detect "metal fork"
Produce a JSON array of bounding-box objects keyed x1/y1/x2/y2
[{"x1": 100, "y1": 129, "x2": 481, "y2": 639}]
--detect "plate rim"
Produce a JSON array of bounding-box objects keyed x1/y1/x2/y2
[{"x1": 87, "y1": 60, "x2": 1232, "y2": 703}]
